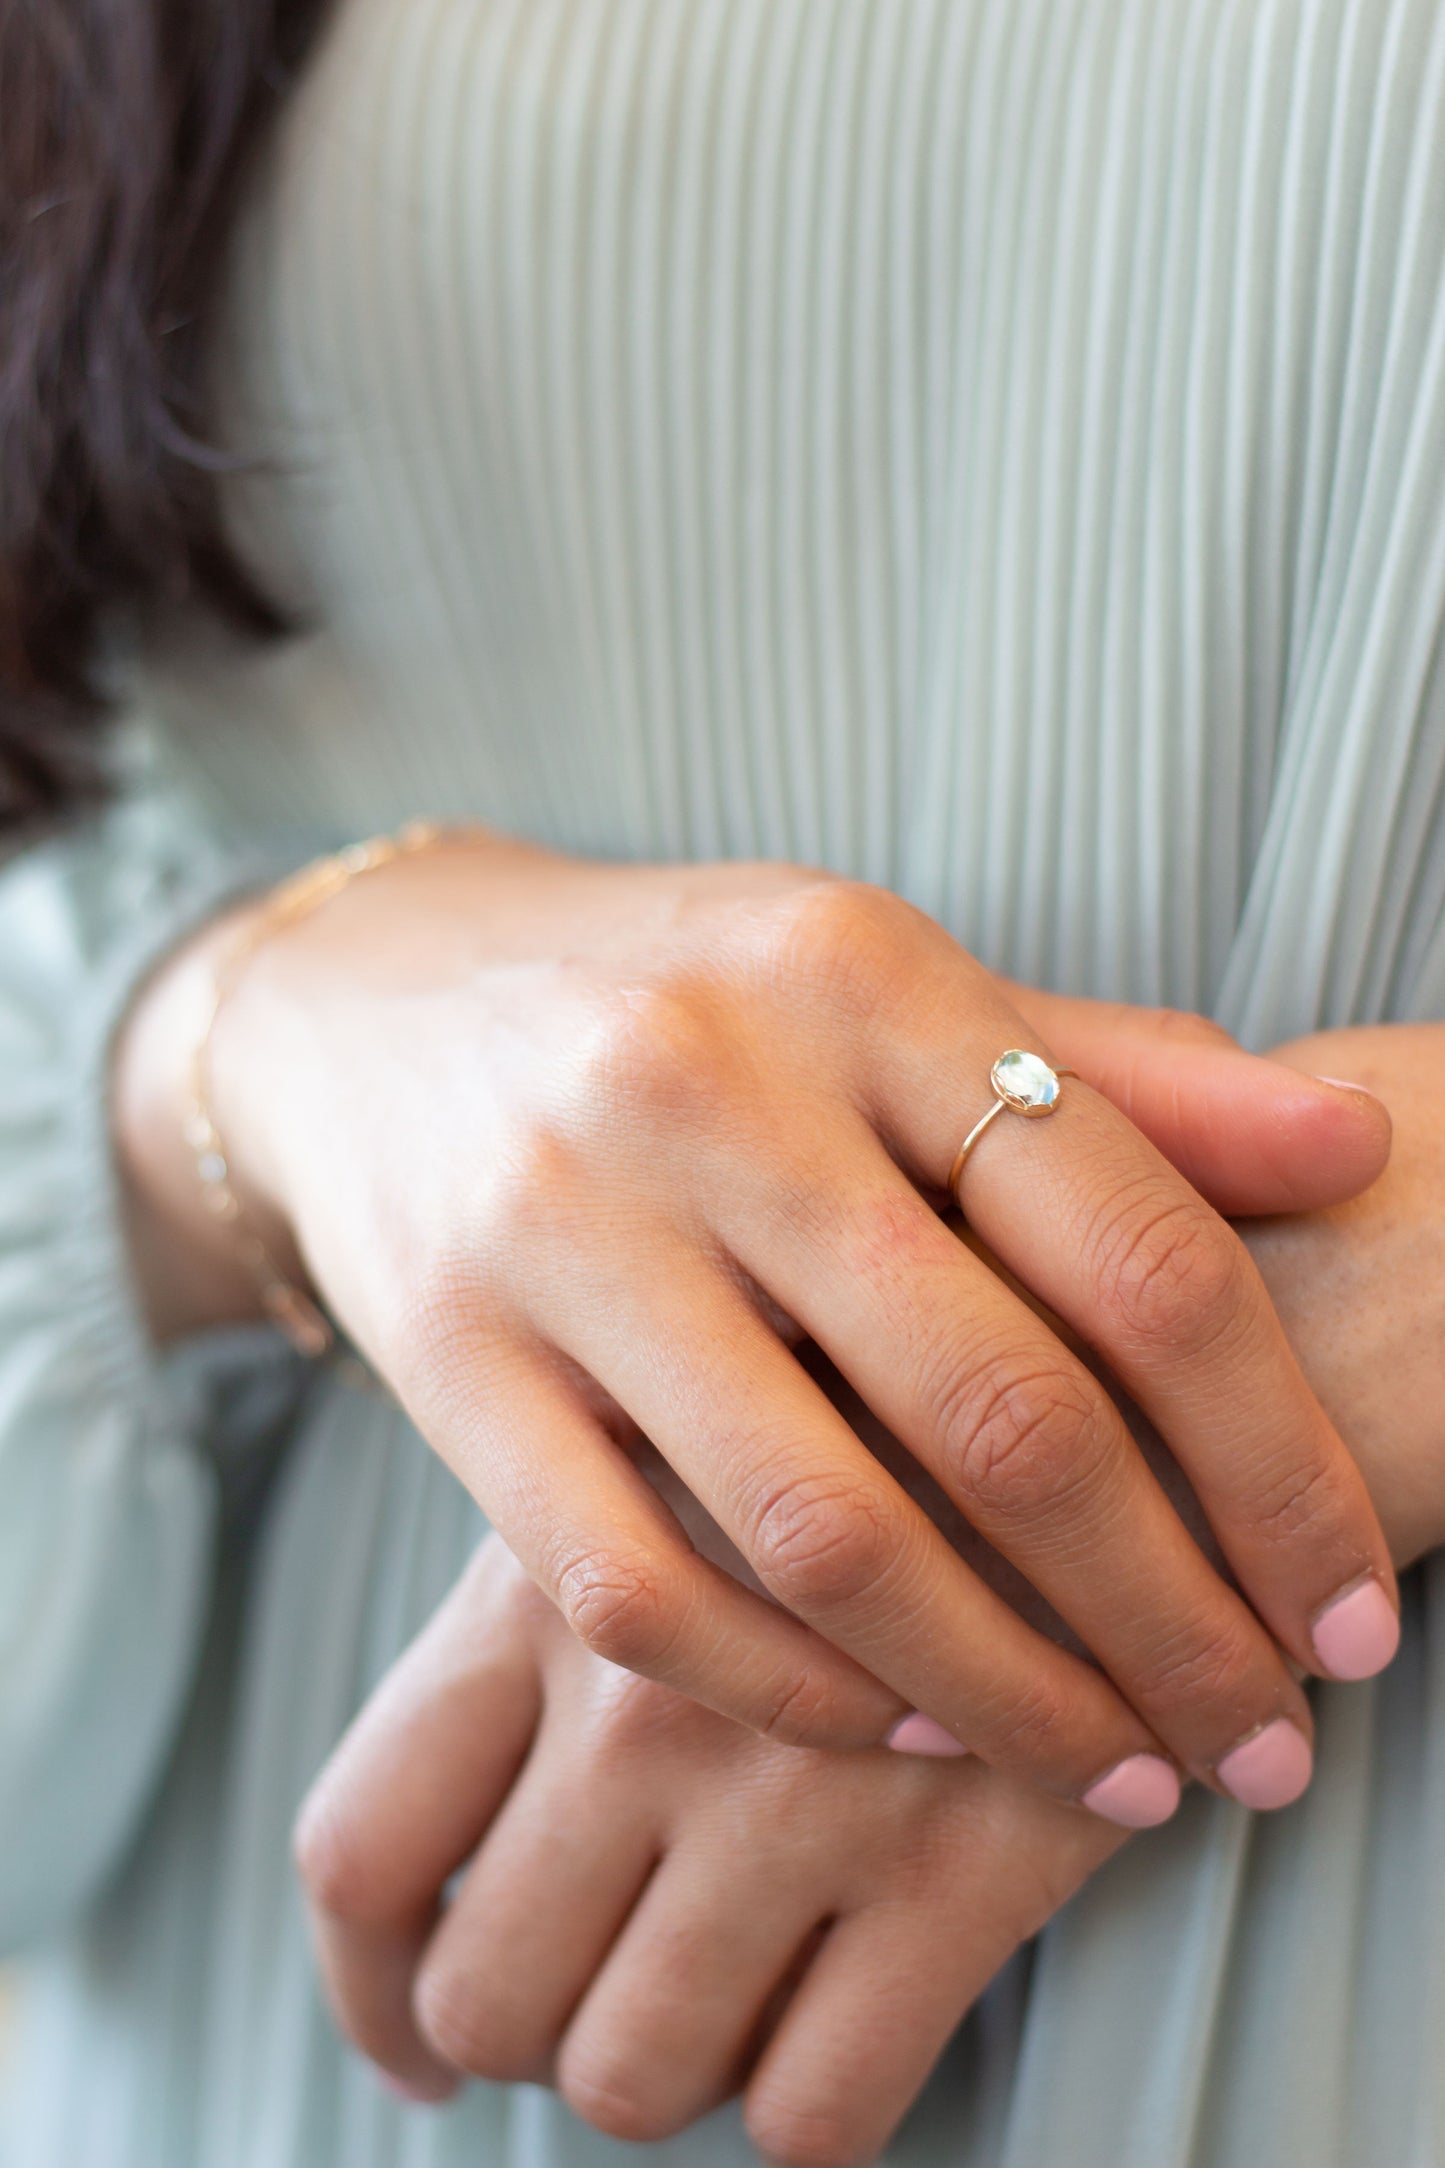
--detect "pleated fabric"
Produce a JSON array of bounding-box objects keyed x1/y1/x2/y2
[{"x1": 7, "y1": 1, "x2": 1445, "y2": 2162}]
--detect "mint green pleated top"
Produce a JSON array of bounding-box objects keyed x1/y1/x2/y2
[{"x1": 6, "y1": 3, "x2": 1445, "y2": 2162}]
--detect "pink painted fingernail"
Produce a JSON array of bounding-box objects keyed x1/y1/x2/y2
[
  {"x1": 1216, "y1": 1719, "x2": 1313, "y2": 1809},
  {"x1": 1314, "y1": 1075, "x2": 1386, "y2": 1106},
  {"x1": 1080, "y1": 1754, "x2": 1181, "y2": 1829},
  {"x1": 1311, "y1": 1578, "x2": 1401, "y2": 1680},
  {"x1": 886, "y1": 1712, "x2": 970, "y2": 1758}
]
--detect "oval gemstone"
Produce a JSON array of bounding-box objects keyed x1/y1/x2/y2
[{"x1": 991, "y1": 1049, "x2": 1060, "y2": 1111}]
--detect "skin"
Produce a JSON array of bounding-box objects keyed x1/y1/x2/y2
[
  {"x1": 112, "y1": 832, "x2": 1400, "y2": 1815},
  {"x1": 293, "y1": 1020, "x2": 1445, "y2": 2165},
  {"x1": 296, "y1": 1530, "x2": 1127, "y2": 2164}
]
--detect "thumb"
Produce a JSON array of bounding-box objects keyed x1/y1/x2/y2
[{"x1": 995, "y1": 979, "x2": 1391, "y2": 1217}]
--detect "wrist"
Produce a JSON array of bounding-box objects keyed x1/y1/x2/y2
[
  {"x1": 112, "y1": 897, "x2": 281, "y2": 1339},
  {"x1": 171, "y1": 822, "x2": 534, "y2": 1342}
]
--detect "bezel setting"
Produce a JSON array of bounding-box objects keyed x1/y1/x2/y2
[{"x1": 990, "y1": 1048, "x2": 1063, "y2": 1116}]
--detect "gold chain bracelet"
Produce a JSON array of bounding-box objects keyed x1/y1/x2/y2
[{"x1": 183, "y1": 820, "x2": 446, "y2": 1357}]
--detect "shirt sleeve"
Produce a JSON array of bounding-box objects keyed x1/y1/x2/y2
[{"x1": 0, "y1": 794, "x2": 299, "y2": 1953}]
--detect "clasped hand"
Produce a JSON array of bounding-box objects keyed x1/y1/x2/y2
[
  {"x1": 293, "y1": 1014, "x2": 1443, "y2": 2161},
  {"x1": 209, "y1": 839, "x2": 1397, "y2": 1812}
]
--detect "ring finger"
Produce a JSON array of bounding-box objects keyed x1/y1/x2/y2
[
  {"x1": 293, "y1": 1547, "x2": 541, "y2": 2099},
  {"x1": 556, "y1": 1838, "x2": 827, "y2": 2142},
  {"x1": 414, "y1": 1725, "x2": 662, "y2": 2085}
]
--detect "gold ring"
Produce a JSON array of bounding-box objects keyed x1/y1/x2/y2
[{"x1": 948, "y1": 1051, "x2": 1079, "y2": 1197}]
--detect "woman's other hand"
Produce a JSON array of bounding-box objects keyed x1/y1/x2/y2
[
  {"x1": 118, "y1": 838, "x2": 1398, "y2": 1815},
  {"x1": 294, "y1": 1533, "x2": 1125, "y2": 2163},
  {"x1": 1010, "y1": 999, "x2": 1445, "y2": 1570},
  {"x1": 1242, "y1": 1022, "x2": 1445, "y2": 1571}
]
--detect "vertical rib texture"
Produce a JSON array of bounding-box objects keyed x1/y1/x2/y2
[{"x1": 148, "y1": 0, "x2": 1445, "y2": 1045}]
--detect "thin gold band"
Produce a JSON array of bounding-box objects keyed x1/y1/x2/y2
[{"x1": 948, "y1": 1062, "x2": 1079, "y2": 1199}]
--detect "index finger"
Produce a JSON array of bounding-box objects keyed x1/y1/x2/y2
[{"x1": 292, "y1": 1550, "x2": 539, "y2": 2101}]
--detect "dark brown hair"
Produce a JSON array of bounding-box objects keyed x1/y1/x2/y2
[{"x1": 0, "y1": 0, "x2": 329, "y2": 825}]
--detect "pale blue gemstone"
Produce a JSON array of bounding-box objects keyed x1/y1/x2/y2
[{"x1": 992, "y1": 1049, "x2": 1059, "y2": 1110}]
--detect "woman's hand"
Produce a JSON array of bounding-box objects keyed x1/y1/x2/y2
[
  {"x1": 294, "y1": 1533, "x2": 1125, "y2": 2163},
  {"x1": 116, "y1": 836, "x2": 1399, "y2": 1815},
  {"x1": 1007, "y1": 999, "x2": 1445, "y2": 1569},
  {"x1": 292, "y1": 1010, "x2": 1443, "y2": 2158},
  {"x1": 1240, "y1": 1022, "x2": 1445, "y2": 1570}
]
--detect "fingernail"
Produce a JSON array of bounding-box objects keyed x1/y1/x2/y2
[
  {"x1": 1080, "y1": 1754, "x2": 1181, "y2": 1828},
  {"x1": 1216, "y1": 1719, "x2": 1313, "y2": 1809},
  {"x1": 380, "y1": 2074, "x2": 453, "y2": 2106},
  {"x1": 1314, "y1": 1074, "x2": 1386, "y2": 1107},
  {"x1": 886, "y1": 1712, "x2": 970, "y2": 1758},
  {"x1": 1311, "y1": 1577, "x2": 1401, "y2": 1680}
]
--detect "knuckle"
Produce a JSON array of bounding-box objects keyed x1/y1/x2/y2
[
  {"x1": 1090, "y1": 1192, "x2": 1247, "y2": 1356},
  {"x1": 383, "y1": 1251, "x2": 527, "y2": 1392},
  {"x1": 291, "y1": 1781, "x2": 375, "y2": 1926},
  {"x1": 1242, "y1": 1453, "x2": 1346, "y2": 1550},
  {"x1": 986, "y1": 1842, "x2": 1088, "y2": 1949},
  {"x1": 988, "y1": 1675, "x2": 1073, "y2": 1771},
  {"x1": 589, "y1": 980, "x2": 739, "y2": 1125},
  {"x1": 559, "y1": 2052, "x2": 683, "y2": 2144},
  {"x1": 1146, "y1": 1005, "x2": 1236, "y2": 1049},
  {"x1": 746, "y1": 2093, "x2": 869, "y2": 2168},
  {"x1": 554, "y1": 1549, "x2": 684, "y2": 1673},
  {"x1": 1130, "y1": 1618, "x2": 1256, "y2": 1721},
  {"x1": 755, "y1": 1664, "x2": 845, "y2": 1748},
  {"x1": 591, "y1": 1666, "x2": 709, "y2": 1756},
  {"x1": 746, "y1": 1472, "x2": 897, "y2": 1616},
  {"x1": 382, "y1": 1246, "x2": 482, "y2": 1377},
  {"x1": 482, "y1": 1123, "x2": 591, "y2": 1246},
  {"x1": 758, "y1": 878, "x2": 911, "y2": 1009},
  {"x1": 413, "y1": 1963, "x2": 542, "y2": 2084},
  {"x1": 937, "y1": 1355, "x2": 1109, "y2": 1526}
]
